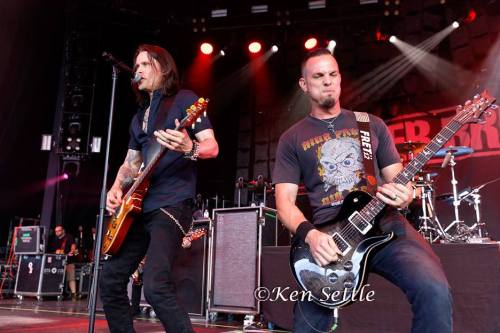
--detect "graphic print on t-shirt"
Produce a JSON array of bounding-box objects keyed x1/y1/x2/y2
[{"x1": 302, "y1": 128, "x2": 366, "y2": 207}]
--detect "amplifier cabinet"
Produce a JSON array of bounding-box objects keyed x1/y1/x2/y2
[
  {"x1": 14, "y1": 254, "x2": 66, "y2": 299},
  {"x1": 208, "y1": 207, "x2": 262, "y2": 315}
]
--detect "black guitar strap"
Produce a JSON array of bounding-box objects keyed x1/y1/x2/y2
[
  {"x1": 144, "y1": 94, "x2": 176, "y2": 165},
  {"x1": 354, "y1": 111, "x2": 377, "y2": 195}
]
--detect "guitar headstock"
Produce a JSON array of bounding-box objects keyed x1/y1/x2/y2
[
  {"x1": 188, "y1": 227, "x2": 207, "y2": 241},
  {"x1": 181, "y1": 98, "x2": 209, "y2": 129},
  {"x1": 455, "y1": 90, "x2": 497, "y2": 125}
]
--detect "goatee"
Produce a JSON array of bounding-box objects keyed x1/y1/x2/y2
[{"x1": 320, "y1": 97, "x2": 336, "y2": 108}]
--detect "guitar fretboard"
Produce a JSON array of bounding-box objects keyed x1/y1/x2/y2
[{"x1": 358, "y1": 93, "x2": 493, "y2": 223}]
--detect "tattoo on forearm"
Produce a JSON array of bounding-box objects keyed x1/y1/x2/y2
[{"x1": 113, "y1": 150, "x2": 142, "y2": 190}]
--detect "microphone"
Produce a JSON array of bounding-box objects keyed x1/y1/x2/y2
[
  {"x1": 132, "y1": 72, "x2": 142, "y2": 84},
  {"x1": 441, "y1": 151, "x2": 452, "y2": 168},
  {"x1": 102, "y1": 51, "x2": 134, "y2": 74}
]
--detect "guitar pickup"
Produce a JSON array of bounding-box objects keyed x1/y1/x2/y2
[
  {"x1": 348, "y1": 211, "x2": 371, "y2": 235},
  {"x1": 332, "y1": 232, "x2": 351, "y2": 256}
]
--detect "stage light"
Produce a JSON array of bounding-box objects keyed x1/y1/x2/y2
[
  {"x1": 309, "y1": 0, "x2": 326, "y2": 9},
  {"x1": 200, "y1": 42, "x2": 214, "y2": 55},
  {"x1": 220, "y1": 50, "x2": 226, "y2": 56},
  {"x1": 304, "y1": 37, "x2": 318, "y2": 50},
  {"x1": 452, "y1": 21, "x2": 460, "y2": 29},
  {"x1": 248, "y1": 41, "x2": 262, "y2": 53},
  {"x1": 62, "y1": 173, "x2": 69, "y2": 180},
  {"x1": 327, "y1": 40, "x2": 336, "y2": 52},
  {"x1": 62, "y1": 160, "x2": 80, "y2": 179},
  {"x1": 41, "y1": 134, "x2": 52, "y2": 151},
  {"x1": 389, "y1": 35, "x2": 397, "y2": 43},
  {"x1": 271, "y1": 45, "x2": 279, "y2": 53},
  {"x1": 211, "y1": 9, "x2": 227, "y2": 18},
  {"x1": 251, "y1": 5, "x2": 268, "y2": 14},
  {"x1": 464, "y1": 9, "x2": 477, "y2": 24},
  {"x1": 91, "y1": 136, "x2": 101, "y2": 153}
]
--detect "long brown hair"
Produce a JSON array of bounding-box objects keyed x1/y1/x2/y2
[{"x1": 132, "y1": 44, "x2": 180, "y2": 104}]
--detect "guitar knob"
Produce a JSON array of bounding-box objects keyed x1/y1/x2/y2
[
  {"x1": 328, "y1": 273, "x2": 338, "y2": 284},
  {"x1": 344, "y1": 280, "x2": 354, "y2": 289},
  {"x1": 343, "y1": 261, "x2": 353, "y2": 271}
]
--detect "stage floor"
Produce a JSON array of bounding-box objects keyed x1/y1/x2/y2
[{"x1": 0, "y1": 298, "x2": 284, "y2": 333}]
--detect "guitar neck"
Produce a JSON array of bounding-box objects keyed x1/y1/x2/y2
[{"x1": 360, "y1": 117, "x2": 464, "y2": 222}]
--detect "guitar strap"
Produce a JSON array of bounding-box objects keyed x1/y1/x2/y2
[
  {"x1": 354, "y1": 111, "x2": 377, "y2": 195},
  {"x1": 144, "y1": 94, "x2": 176, "y2": 165}
]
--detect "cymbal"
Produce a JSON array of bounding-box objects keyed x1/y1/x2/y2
[
  {"x1": 434, "y1": 146, "x2": 474, "y2": 158},
  {"x1": 436, "y1": 193, "x2": 453, "y2": 203},
  {"x1": 396, "y1": 141, "x2": 426, "y2": 153}
]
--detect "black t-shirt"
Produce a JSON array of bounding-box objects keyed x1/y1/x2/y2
[
  {"x1": 128, "y1": 89, "x2": 212, "y2": 213},
  {"x1": 49, "y1": 234, "x2": 75, "y2": 254},
  {"x1": 272, "y1": 109, "x2": 400, "y2": 225}
]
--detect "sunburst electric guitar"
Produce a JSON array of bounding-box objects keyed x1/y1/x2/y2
[
  {"x1": 102, "y1": 98, "x2": 209, "y2": 256},
  {"x1": 290, "y1": 91, "x2": 496, "y2": 309}
]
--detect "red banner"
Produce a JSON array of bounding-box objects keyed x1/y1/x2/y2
[{"x1": 387, "y1": 105, "x2": 500, "y2": 165}]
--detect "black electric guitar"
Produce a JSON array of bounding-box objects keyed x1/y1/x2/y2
[{"x1": 290, "y1": 91, "x2": 496, "y2": 309}]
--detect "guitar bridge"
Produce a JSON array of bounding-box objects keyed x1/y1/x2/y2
[
  {"x1": 348, "y1": 211, "x2": 371, "y2": 235},
  {"x1": 332, "y1": 232, "x2": 351, "y2": 256}
]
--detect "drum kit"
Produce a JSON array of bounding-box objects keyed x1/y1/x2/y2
[{"x1": 396, "y1": 141, "x2": 497, "y2": 244}]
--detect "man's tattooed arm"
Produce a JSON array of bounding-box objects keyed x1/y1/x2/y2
[{"x1": 111, "y1": 149, "x2": 143, "y2": 191}]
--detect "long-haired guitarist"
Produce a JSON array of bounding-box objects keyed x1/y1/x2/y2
[
  {"x1": 100, "y1": 44, "x2": 218, "y2": 333},
  {"x1": 273, "y1": 48, "x2": 452, "y2": 332}
]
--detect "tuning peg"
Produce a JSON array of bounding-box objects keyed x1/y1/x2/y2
[
  {"x1": 197, "y1": 118, "x2": 202, "y2": 123},
  {"x1": 456, "y1": 105, "x2": 463, "y2": 112},
  {"x1": 203, "y1": 111, "x2": 207, "y2": 117},
  {"x1": 192, "y1": 123, "x2": 195, "y2": 129},
  {"x1": 491, "y1": 104, "x2": 498, "y2": 109}
]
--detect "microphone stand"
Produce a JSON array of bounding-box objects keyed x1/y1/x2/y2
[{"x1": 87, "y1": 65, "x2": 120, "y2": 333}]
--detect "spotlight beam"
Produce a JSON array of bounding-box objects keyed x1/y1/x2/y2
[
  {"x1": 389, "y1": 23, "x2": 474, "y2": 95},
  {"x1": 345, "y1": 23, "x2": 460, "y2": 107}
]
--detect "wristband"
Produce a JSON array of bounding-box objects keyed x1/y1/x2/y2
[
  {"x1": 296, "y1": 221, "x2": 316, "y2": 242},
  {"x1": 184, "y1": 140, "x2": 200, "y2": 161}
]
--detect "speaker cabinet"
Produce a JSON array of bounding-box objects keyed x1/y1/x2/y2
[{"x1": 208, "y1": 207, "x2": 261, "y2": 314}]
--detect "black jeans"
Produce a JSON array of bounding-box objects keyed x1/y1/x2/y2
[
  {"x1": 99, "y1": 200, "x2": 194, "y2": 333},
  {"x1": 293, "y1": 210, "x2": 453, "y2": 333}
]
